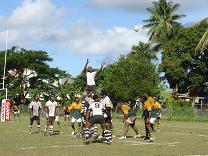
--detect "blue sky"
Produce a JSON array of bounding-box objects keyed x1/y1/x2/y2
[{"x1": 0, "y1": 0, "x2": 208, "y2": 77}]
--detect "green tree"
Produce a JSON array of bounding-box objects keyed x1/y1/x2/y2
[
  {"x1": 100, "y1": 42, "x2": 160, "y2": 101},
  {"x1": 143, "y1": 0, "x2": 185, "y2": 42},
  {"x1": 0, "y1": 47, "x2": 67, "y2": 104},
  {"x1": 160, "y1": 22, "x2": 208, "y2": 94}
]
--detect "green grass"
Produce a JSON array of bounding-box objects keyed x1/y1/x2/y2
[{"x1": 0, "y1": 115, "x2": 208, "y2": 156}]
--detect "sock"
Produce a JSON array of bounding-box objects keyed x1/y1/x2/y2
[
  {"x1": 157, "y1": 123, "x2": 160, "y2": 131},
  {"x1": 49, "y1": 126, "x2": 53, "y2": 134},
  {"x1": 92, "y1": 125, "x2": 98, "y2": 138},
  {"x1": 85, "y1": 128, "x2": 90, "y2": 139},
  {"x1": 44, "y1": 125, "x2": 48, "y2": 132},
  {"x1": 104, "y1": 130, "x2": 112, "y2": 141}
]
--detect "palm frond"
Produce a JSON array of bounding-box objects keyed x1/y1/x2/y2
[{"x1": 195, "y1": 30, "x2": 208, "y2": 52}]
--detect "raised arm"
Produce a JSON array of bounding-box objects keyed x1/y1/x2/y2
[
  {"x1": 83, "y1": 59, "x2": 89, "y2": 73},
  {"x1": 96, "y1": 62, "x2": 105, "y2": 76}
]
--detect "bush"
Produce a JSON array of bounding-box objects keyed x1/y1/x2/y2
[{"x1": 167, "y1": 100, "x2": 196, "y2": 121}]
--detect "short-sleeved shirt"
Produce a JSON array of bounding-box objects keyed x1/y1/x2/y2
[
  {"x1": 121, "y1": 104, "x2": 136, "y2": 117},
  {"x1": 29, "y1": 101, "x2": 42, "y2": 116},
  {"x1": 69, "y1": 103, "x2": 82, "y2": 119},
  {"x1": 89, "y1": 102, "x2": 105, "y2": 116},
  {"x1": 101, "y1": 96, "x2": 113, "y2": 109},
  {"x1": 86, "y1": 72, "x2": 96, "y2": 85},
  {"x1": 121, "y1": 104, "x2": 130, "y2": 115},
  {"x1": 45, "y1": 101, "x2": 57, "y2": 117},
  {"x1": 151, "y1": 101, "x2": 161, "y2": 118}
]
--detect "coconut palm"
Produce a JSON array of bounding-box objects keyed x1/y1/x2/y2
[
  {"x1": 143, "y1": 0, "x2": 185, "y2": 42},
  {"x1": 195, "y1": 18, "x2": 208, "y2": 52}
]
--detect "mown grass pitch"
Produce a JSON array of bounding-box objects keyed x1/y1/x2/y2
[{"x1": 0, "y1": 116, "x2": 207, "y2": 156}]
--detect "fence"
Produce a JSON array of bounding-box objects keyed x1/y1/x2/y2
[{"x1": 178, "y1": 95, "x2": 208, "y2": 109}]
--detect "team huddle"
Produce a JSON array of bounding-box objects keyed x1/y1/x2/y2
[{"x1": 27, "y1": 59, "x2": 162, "y2": 144}]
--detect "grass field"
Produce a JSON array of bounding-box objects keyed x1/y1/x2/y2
[{"x1": 0, "y1": 115, "x2": 207, "y2": 156}]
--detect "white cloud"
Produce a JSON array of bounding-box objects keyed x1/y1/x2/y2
[
  {"x1": 65, "y1": 25, "x2": 148, "y2": 55},
  {"x1": 0, "y1": 0, "x2": 66, "y2": 29},
  {"x1": 0, "y1": 0, "x2": 148, "y2": 56}
]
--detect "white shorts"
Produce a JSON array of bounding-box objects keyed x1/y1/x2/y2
[
  {"x1": 71, "y1": 117, "x2": 82, "y2": 123},
  {"x1": 150, "y1": 117, "x2": 157, "y2": 124},
  {"x1": 65, "y1": 114, "x2": 70, "y2": 118},
  {"x1": 126, "y1": 116, "x2": 136, "y2": 124},
  {"x1": 55, "y1": 116, "x2": 60, "y2": 122}
]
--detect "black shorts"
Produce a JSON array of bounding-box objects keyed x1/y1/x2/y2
[
  {"x1": 31, "y1": 116, "x2": 40, "y2": 121},
  {"x1": 105, "y1": 116, "x2": 112, "y2": 124},
  {"x1": 48, "y1": 116, "x2": 55, "y2": 124},
  {"x1": 85, "y1": 85, "x2": 96, "y2": 93},
  {"x1": 90, "y1": 115, "x2": 105, "y2": 125},
  {"x1": 64, "y1": 112, "x2": 70, "y2": 115}
]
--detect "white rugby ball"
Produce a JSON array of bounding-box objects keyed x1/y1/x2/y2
[{"x1": 134, "y1": 25, "x2": 140, "y2": 32}]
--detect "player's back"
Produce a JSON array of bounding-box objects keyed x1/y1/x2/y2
[{"x1": 89, "y1": 102, "x2": 104, "y2": 116}]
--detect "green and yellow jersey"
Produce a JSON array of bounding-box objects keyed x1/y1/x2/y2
[
  {"x1": 69, "y1": 103, "x2": 82, "y2": 119},
  {"x1": 151, "y1": 101, "x2": 161, "y2": 118},
  {"x1": 121, "y1": 104, "x2": 137, "y2": 117}
]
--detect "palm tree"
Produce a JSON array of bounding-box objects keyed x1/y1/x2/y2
[
  {"x1": 195, "y1": 18, "x2": 208, "y2": 52},
  {"x1": 143, "y1": 0, "x2": 185, "y2": 42}
]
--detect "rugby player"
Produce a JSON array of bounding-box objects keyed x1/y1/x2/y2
[
  {"x1": 83, "y1": 95, "x2": 112, "y2": 144},
  {"x1": 100, "y1": 92, "x2": 115, "y2": 137},
  {"x1": 142, "y1": 96, "x2": 154, "y2": 142},
  {"x1": 28, "y1": 95, "x2": 42, "y2": 134},
  {"x1": 152, "y1": 98, "x2": 162, "y2": 132},
  {"x1": 69, "y1": 96, "x2": 82, "y2": 137},
  {"x1": 117, "y1": 100, "x2": 140, "y2": 140},
  {"x1": 83, "y1": 59, "x2": 105, "y2": 94},
  {"x1": 45, "y1": 96, "x2": 58, "y2": 136},
  {"x1": 63, "y1": 104, "x2": 71, "y2": 126}
]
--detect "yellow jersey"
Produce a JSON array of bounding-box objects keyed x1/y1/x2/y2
[
  {"x1": 153, "y1": 101, "x2": 161, "y2": 109},
  {"x1": 69, "y1": 103, "x2": 82, "y2": 110},
  {"x1": 143, "y1": 101, "x2": 152, "y2": 111},
  {"x1": 120, "y1": 104, "x2": 130, "y2": 115}
]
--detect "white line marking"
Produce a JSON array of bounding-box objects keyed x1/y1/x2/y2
[
  {"x1": 19, "y1": 144, "x2": 84, "y2": 150},
  {"x1": 126, "y1": 141, "x2": 181, "y2": 146}
]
